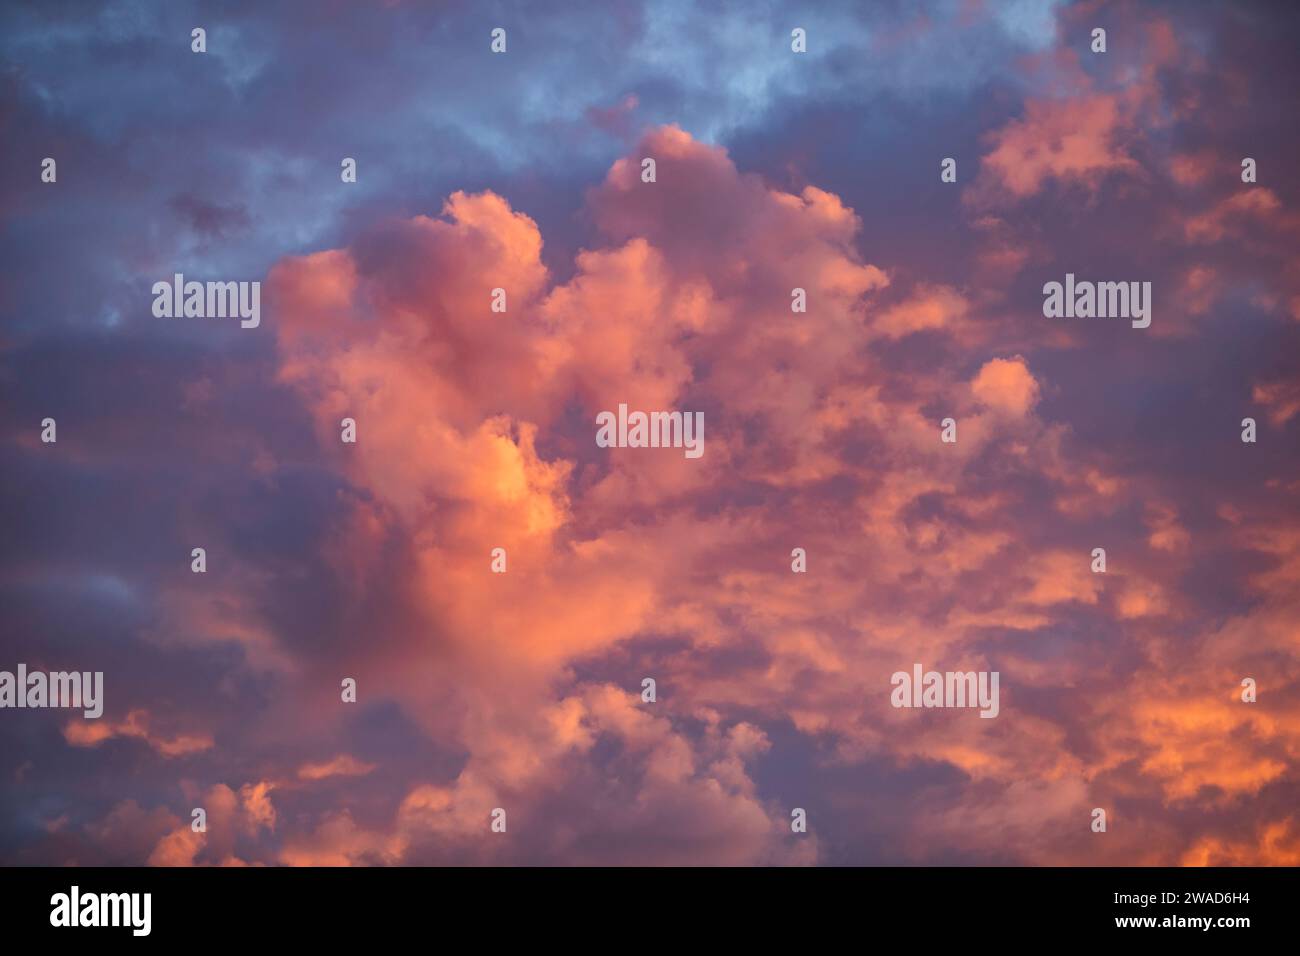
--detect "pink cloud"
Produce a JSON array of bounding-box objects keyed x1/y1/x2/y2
[
  {"x1": 63, "y1": 709, "x2": 213, "y2": 758},
  {"x1": 107, "y1": 121, "x2": 1294, "y2": 867},
  {"x1": 976, "y1": 93, "x2": 1140, "y2": 200},
  {"x1": 970, "y1": 355, "x2": 1040, "y2": 417}
]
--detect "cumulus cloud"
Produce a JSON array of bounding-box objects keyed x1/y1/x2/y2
[
  {"x1": 971, "y1": 356, "x2": 1040, "y2": 416},
  {"x1": 252, "y1": 122, "x2": 1299, "y2": 865}
]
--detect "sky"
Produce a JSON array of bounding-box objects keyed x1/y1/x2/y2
[{"x1": 1, "y1": 0, "x2": 1298, "y2": 866}]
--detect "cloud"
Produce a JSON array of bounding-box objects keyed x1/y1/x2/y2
[
  {"x1": 147, "y1": 782, "x2": 276, "y2": 867},
  {"x1": 253, "y1": 122, "x2": 1299, "y2": 865},
  {"x1": 976, "y1": 93, "x2": 1140, "y2": 201},
  {"x1": 3, "y1": 0, "x2": 1299, "y2": 867},
  {"x1": 873, "y1": 285, "x2": 970, "y2": 340},
  {"x1": 298, "y1": 755, "x2": 377, "y2": 781},
  {"x1": 1184, "y1": 189, "x2": 1287, "y2": 243},
  {"x1": 63, "y1": 709, "x2": 213, "y2": 758},
  {"x1": 970, "y1": 356, "x2": 1040, "y2": 416},
  {"x1": 1253, "y1": 379, "x2": 1300, "y2": 426}
]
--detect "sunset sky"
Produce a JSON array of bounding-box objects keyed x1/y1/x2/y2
[{"x1": 1, "y1": 0, "x2": 1298, "y2": 866}]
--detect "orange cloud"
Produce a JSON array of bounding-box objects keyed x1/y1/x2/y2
[
  {"x1": 971, "y1": 355, "x2": 1040, "y2": 416},
  {"x1": 975, "y1": 94, "x2": 1139, "y2": 201},
  {"x1": 63, "y1": 709, "x2": 213, "y2": 757},
  {"x1": 1184, "y1": 189, "x2": 1285, "y2": 243},
  {"x1": 232, "y1": 123, "x2": 1300, "y2": 866},
  {"x1": 298, "y1": 755, "x2": 378, "y2": 781}
]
